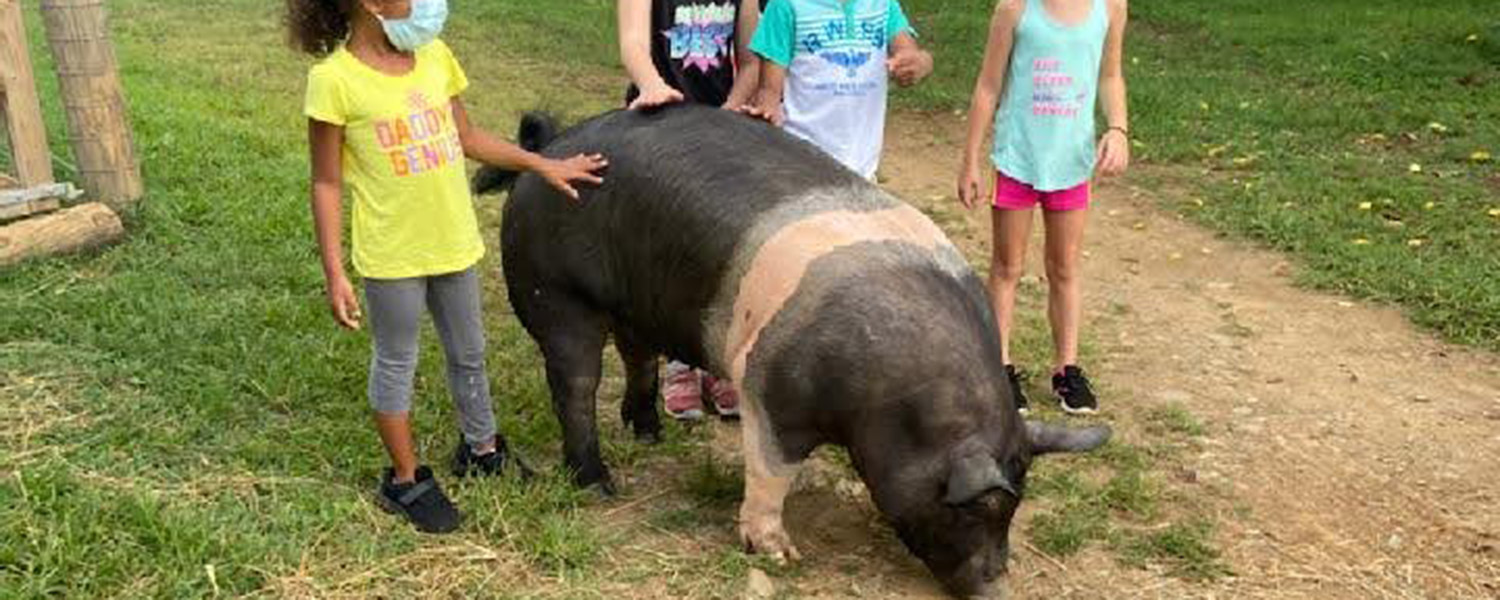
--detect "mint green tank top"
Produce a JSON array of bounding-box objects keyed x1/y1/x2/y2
[{"x1": 991, "y1": 0, "x2": 1109, "y2": 191}]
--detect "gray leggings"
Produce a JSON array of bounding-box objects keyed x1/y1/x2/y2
[{"x1": 364, "y1": 267, "x2": 496, "y2": 447}]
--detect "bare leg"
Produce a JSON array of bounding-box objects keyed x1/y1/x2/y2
[
  {"x1": 737, "y1": 383, "x2": 803, "y2": 562},
  {"x1": 374, "y1": 412, "x2": 419, "y2": 482},
  {"x1": 1043, "y1": 207, "x2": 1089, "y2": 370},
  {"x1": 988, "y1": 207, "x2": 1035, "y2": 365}
]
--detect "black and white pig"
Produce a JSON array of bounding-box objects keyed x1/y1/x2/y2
[{"x1": 475, "y1": 104, "x2": 1110, "y2": 599}]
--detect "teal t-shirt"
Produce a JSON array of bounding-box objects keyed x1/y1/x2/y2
[
  {"x1": 991, "y1": 0, "x2": 1109, "y2": 191},
  {"x1": 751, "y1": 0, "x2": 910, "y2": 66},
  {"x1": 750, "y1": 0, "x2": 914, "y2": 178}
]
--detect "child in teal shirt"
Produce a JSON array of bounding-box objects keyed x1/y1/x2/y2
[{"x1": 748, "y1": 0, "x2": 932, "y2": 179}]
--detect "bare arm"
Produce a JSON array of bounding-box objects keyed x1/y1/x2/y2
[
  {"x1": 887, "y1": 31, "x2": 933, "y2": 87},
  {"x1": 723, "y1": 2, "x2": 764, "y2": 109},
  {"x1": 308, "y1": 119, "x2": 361, "y2": 329},
  {"x1": 619, "y1": 0, "x2": 684, "y2": 109},
  {"x1": 451, "y1": 98, "x2": 607, "y2": 201},
  {"x1": 1094, "y1": 0, "x2": 1130, "y2": 177},
  {"x1": 452, "y1": 98, "x2": 548, "y2": 172},
  {"x1": 958, "y1": 0, "x2": 1023, "y2": 208}
]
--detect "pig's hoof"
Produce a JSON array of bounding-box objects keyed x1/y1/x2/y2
[
  {"x1": 621, "y1": 411, "x2": 663, "y2": 445},
  {"x1": 573, "y1": 469, "x2": 617, "y2": 498},
  {"x1": 739, "y1": 523, "x2": 802, "y2": 563},
  {"x1": 585, "y1": 480, "x2": 617, "y2": 498}
]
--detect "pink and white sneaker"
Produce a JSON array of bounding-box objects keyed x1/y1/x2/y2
[
  {"x1": 663, "y1": 361, "x2": 705, "y2": 421},
  {"x1": 704, "y1": 374, "x2": 740, "y2": 419}
]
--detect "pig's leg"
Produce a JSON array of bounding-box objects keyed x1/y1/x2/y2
[
  {"x1": 528, "y1": 294, "x2": 614, "y2": 494},
  {"x1": 737, "y1": 385, "x2": 803, "y2": 562},
  {"x1": 614, "y1": 328, "x2": 664, "y2": 444}
]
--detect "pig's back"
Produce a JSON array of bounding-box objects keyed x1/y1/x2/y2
[{"x1": 500, "y1": 104, "x2": 935, "y2": 368}]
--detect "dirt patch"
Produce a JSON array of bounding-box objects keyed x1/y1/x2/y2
[
  {"x1": 859, "y1": 111, "x2": 1500, "y2": 598},
  {"x1": 463, "y1": 110, "x2": 1499, "y2": 599}
]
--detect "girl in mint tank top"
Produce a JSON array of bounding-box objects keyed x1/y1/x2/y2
[{"x1": 957, "y1": 0, "x2": 1129, "y2": 415}]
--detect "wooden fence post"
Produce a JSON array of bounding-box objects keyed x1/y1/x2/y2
[
  {"x1": 40, "y1": 0, "x2": 142, "y2": 207},
  {"x1": 0, "y1": 0, "x2": 56, "y2": 187}
]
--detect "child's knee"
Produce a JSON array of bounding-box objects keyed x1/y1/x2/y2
[
  {"x1": 1044, "y1": 256, "x2": 1080, "y2": 285},
  {"x1": 445, "y1": 345, "x2": 487, "y2": 374},
  {"x1": 989, "y1": 259, "x2": 1027, "y2": 284},
  {"x1": 369, "y1": 354, "x2": 418, "y2": 412}
]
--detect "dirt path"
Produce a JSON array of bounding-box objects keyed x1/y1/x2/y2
[{"x1": 830, "y1": 112, "x2": 1500, "y2": 599}]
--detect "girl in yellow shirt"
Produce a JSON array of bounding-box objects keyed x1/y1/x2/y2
[{"x1": 288, "y1": 0, "x2": 607, "y2": 533}]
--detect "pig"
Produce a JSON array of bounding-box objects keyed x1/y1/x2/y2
[{"x1": 475, "y1": 103, "x2": 1110, "y2": 598}]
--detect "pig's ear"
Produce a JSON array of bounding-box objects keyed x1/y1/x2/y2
[
  {"x1": 945, "y1": 452, "x2": 1019, "y2": 505},
  {"x1": 1027, "y1": 421, "x2": 1112, "y2": 455}
]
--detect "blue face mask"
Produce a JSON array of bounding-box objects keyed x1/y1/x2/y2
[{"x1": 378, "y1": 0, "x2": 448, "y2": 52}]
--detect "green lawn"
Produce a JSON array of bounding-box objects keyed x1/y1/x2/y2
[
  {"x1": 434, "y1": 0, "x2": 1500, "y2": 347},
  {"x1": 0, "y1": 2, "x2": 656, "y2": 597},
  {"x1": 1, "y1": 0, "x2": 1493, "y2": 597},
  {"x1": 908, "y1": 0, "x2": 1500, "y2": 348}
]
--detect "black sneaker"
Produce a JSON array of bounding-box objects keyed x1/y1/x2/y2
[
  {"x1": 451, "y1": 435, "x2": 534, "y2": 479},
  {"x1": 1005, "y1": 364, "x2": 1030, "y2": 414},
  {"x1": 376, "y1": 466, "x2": 461, "y2": 534},
  {"x1": 1052, "y1": 366, "x2": 1099, "y2": 414}
]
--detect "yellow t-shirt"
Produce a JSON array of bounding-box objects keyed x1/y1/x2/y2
[{"x1": 303, "y1": 40, "x2": 483, "y2": 280}]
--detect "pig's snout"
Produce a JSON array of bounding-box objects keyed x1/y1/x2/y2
[
  {"x1": 960, "y1": 574, "x2": 1012, "y2": 600},
  {"x1": 943, "y1": 543, "x2": 1011, "y2": 600},
  {"x1": 966, "y1": 579, "x2": 1014, "y2": 600}
]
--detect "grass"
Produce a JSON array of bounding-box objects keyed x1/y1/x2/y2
[
  {"x1": 1, "y1": 1, "x2": 645, "y2": 597},
  {"x1": 904, "y1": 0, "x2": 1500, "y2": 349},
  {"x1": 1023, "y1": 424, "x2": 1229, "y2": 581},
  {"x1": 0, "y1": 1, "x2": 1213, "y2": 594},
  {"x1": 681, "y1": 453, "x2": 745, "y2": 509},
  {"x1": 1145, "y1": 403, "x2": 1206, "y2": 437},
  {"x1": 0, "y1": 3, "x2": 783, "y2": 594},
  {"x1": 468, "y1": 0, "x2": 1500, "y2": 348},
  {"x1": 1116, "y1": 520, "x2": 1233, "y2": 581},
  {"x1": 1026, "y1": 442, "x2": 1157, "y2": 554},
  {"x1": 4, "y1": 0, "x2": 1490, "y2": 596}
]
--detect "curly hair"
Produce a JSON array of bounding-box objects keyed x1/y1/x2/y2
[{"x1": 285, "y1": 0, "x2": 352, "y2": 57}]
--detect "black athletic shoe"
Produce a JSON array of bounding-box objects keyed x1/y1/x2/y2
[
  {"x1": 376, "y1": 466, "x2": 461, "y2": 534},
  {"x1": 1005, "y1": 364, "x2": 1030, "y2": 414},
  {"x1": 1052, "y1": 365, "x2": 1099, "y2": 414},
  {"x1": 451, "y1": 435, "x2": 534, "y2": 479}
]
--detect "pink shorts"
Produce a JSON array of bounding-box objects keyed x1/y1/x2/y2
[{"x1": 992, "y1": 172, "x2": 1090, "y2": 212}]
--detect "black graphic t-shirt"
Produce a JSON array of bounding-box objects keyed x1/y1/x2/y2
[{"x1": 626, "y1": 0, "x2": 763, "y2": 107}]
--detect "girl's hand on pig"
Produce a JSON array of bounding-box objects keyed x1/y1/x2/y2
[
  {"x1": 629, "y1": 83, "x2": 685, "y2": 110},
  {"x1": 538, "y1": 154, "x2": 609, "y2": 202}
]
